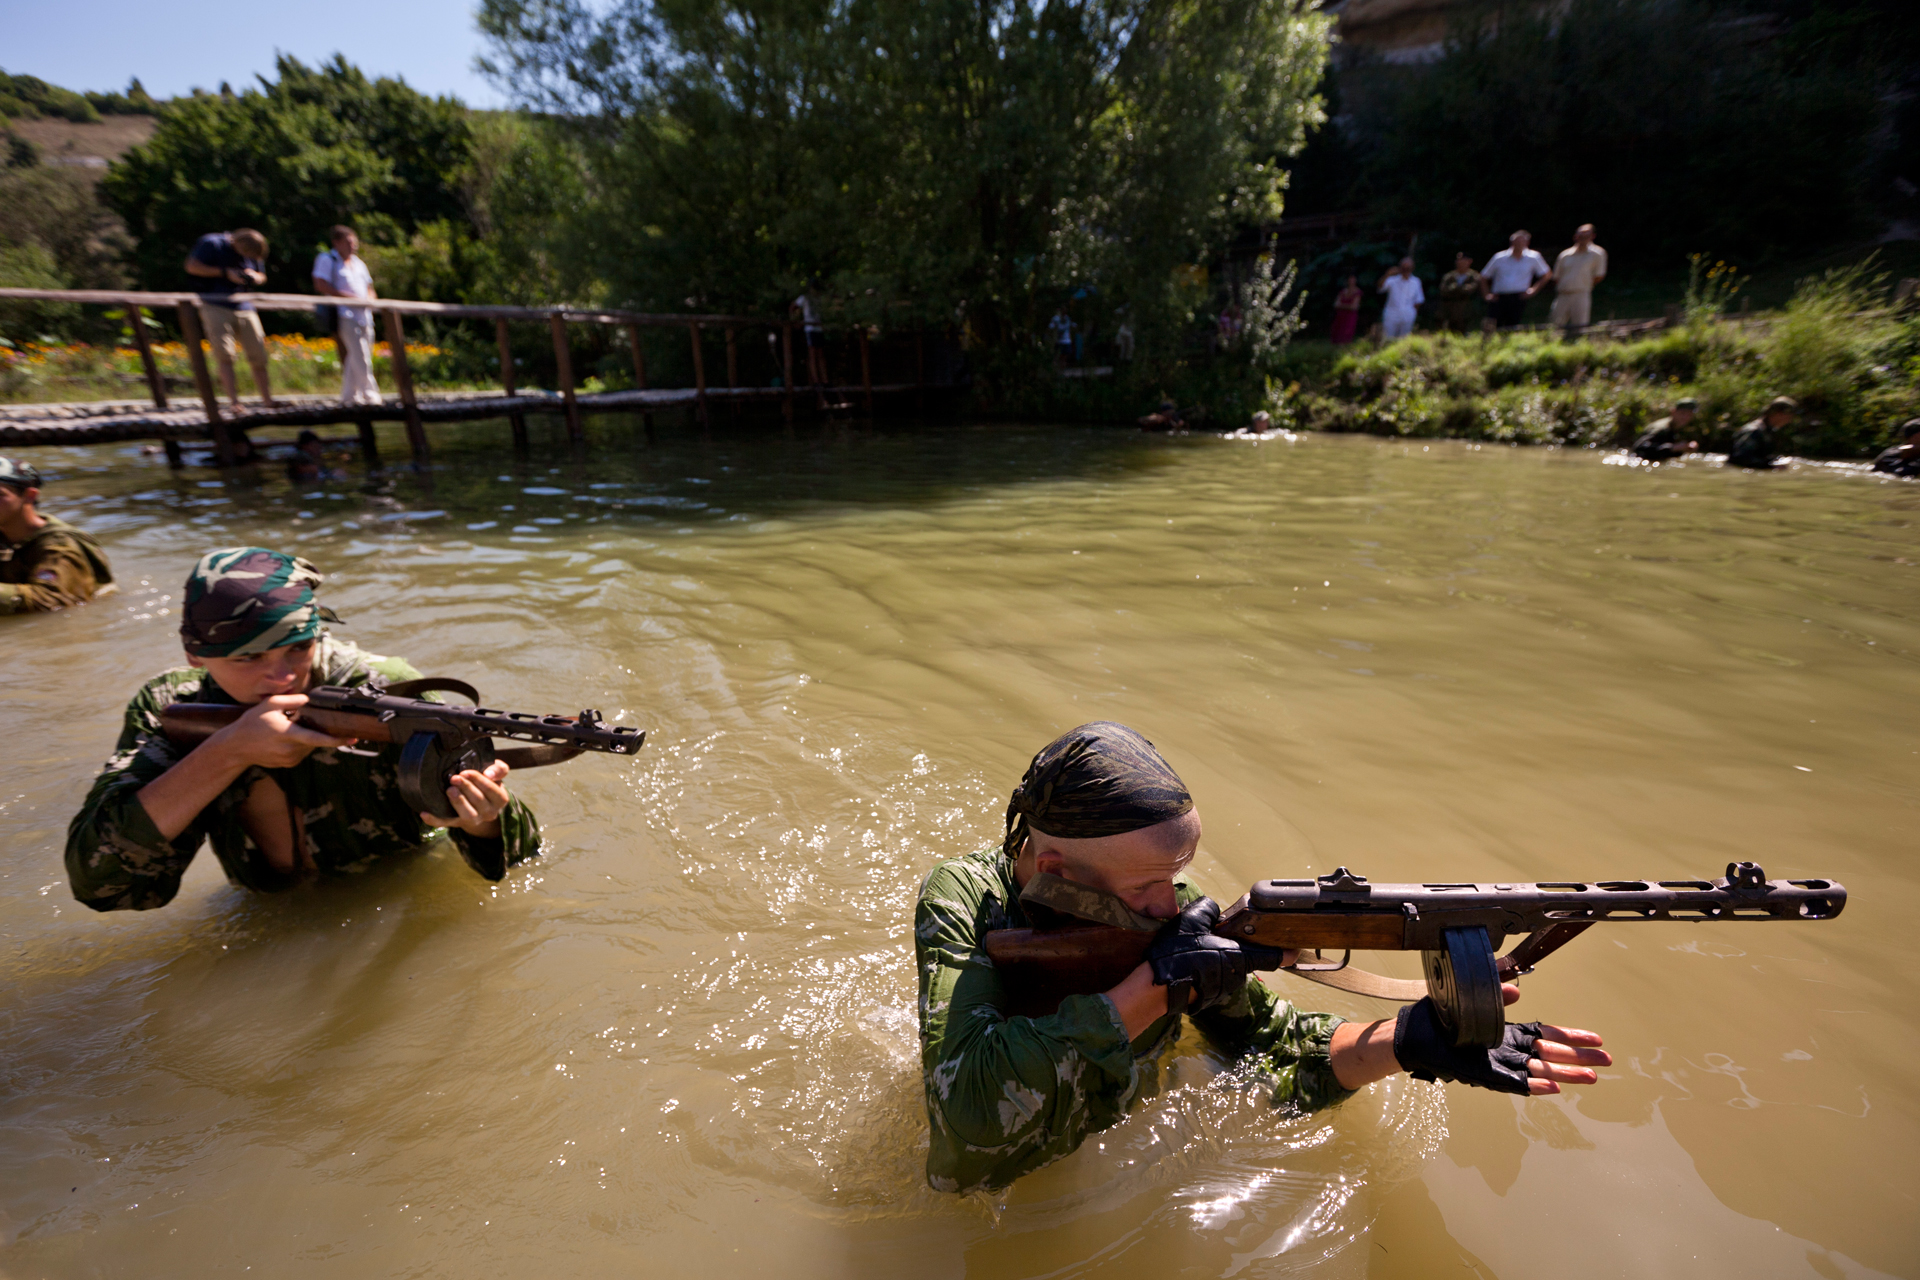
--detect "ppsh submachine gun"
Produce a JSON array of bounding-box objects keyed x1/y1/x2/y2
[
  {"x1": 159, "y1": 677, "x2": 646, "y2": 824},
  {"x1": 985, "y1": 864, "x2": 1846, "y2": 1047}
]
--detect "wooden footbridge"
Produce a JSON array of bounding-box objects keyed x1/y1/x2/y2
[{"x1": 0, "y1": 288, "x2": 938, "y2": 468}]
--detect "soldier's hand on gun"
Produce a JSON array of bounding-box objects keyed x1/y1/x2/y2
[
  {"x1": 422, "y1": 759, "x2": 512, "y2": 836},
  {"x1": 215, "y1": 694, "x2": 357, "y2": 768}
]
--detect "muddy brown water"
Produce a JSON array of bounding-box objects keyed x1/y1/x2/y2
[{"x1": 1, "y1": 419, "x2": 1915, "y2": 1279}]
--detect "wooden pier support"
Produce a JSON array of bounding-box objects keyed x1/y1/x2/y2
[
  {"x1": 496, "y1": 318, "x2": 527, "y2": 450},
  {"x1": 689, "y1": 323, "x2": 707, "y2": 423},
  {"x1": 626, "y1": 323, "x2": 648, "y2": 390},
  {"x1": 163, "y1": 439, "x2": 184, "y2": 468},
  {"x1": 781, "y1": 323, "x2": 794, "y2": 420},
  {"x1": 383, "y1": 310, "x2": 428, "y2": 467},
  {"x1": 915, "y1": 327, "x2": 926, "y2": 415},
  {"x1": 859, "y1": 327, "x2": 873, "y2": 414},
  {"x1": 549, "y1": 314, "x2": 582, "y2": 443},
  {"x1": 176, "y1": 302, "x2": 233, "y2": 467},
  {"x1": 356, "y1": 417, "x2": 382, "y2": 470},
  {"x1": 127, "y1": 306, "x2": 168, "y2": 412}
]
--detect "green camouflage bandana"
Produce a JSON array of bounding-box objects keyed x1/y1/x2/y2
[
  {"x1": 1001, "y1": 721, "x2": 1194, "y2": 860},
  {"x1": 0, "y1": 457, "x2": 42, "y2": 491},
  {"x1": 179, "y1": 547, "x2": 343, "y2": 657}
]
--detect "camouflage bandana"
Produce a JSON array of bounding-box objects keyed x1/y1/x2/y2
[
  {"x1": 179, "y1": 547, "x2": 343, "y2": 657},
  {"x1": 1001, "y1": 721, "x2": 1195, "y2": 861},
  {"x1": 0, "y1": 457, "x2": 42, "y2": 491}
]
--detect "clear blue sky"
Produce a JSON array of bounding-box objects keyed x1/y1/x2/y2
[{"x1": 2, "y1": 0, "x2": 507, "y2": 106}]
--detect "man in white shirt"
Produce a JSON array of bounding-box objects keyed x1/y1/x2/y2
[
  {"x1": 1481, "y1": 230, "x2": 1550, "y2": 330},
  {"x1": 790, "y1": 288, "x2": 829, "y2": 395},
  {"x1": 312, "y1": 225, "x2": 380, "y2": 407},
  {"x1": 1375, "y1": 258, "x2": 1425, "y2": 339},
  {"x1": 1549, "y1": 224, "x2": 1608, "y2": 335}
]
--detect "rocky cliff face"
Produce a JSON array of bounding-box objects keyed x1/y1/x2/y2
[{"x1": 1329, "y1": 0, "x2": 1503, "y2": 62}]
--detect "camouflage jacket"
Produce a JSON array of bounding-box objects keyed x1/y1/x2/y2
[
  {"x1": 65, "y1": 635, "x2": 540, "y2": 911},
  {"x1": 1728, "y1": 419, "x2": 1778, "y2": 469},
  {"x1": 914, "y1": 848, "x2": 1351, "y2": 1193},
  {"x1": 0, "y1": 514, "x2": 114, "y2": 614}
]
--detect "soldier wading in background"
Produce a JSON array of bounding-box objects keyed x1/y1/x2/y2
[
  {"x1": 65, "y1": 547, "x2": 539, "y2": 911},
  {"x1": 914, "y1": 722, "x2": 1611, "y2": 1193},
  {"x1": 0, "y1": 457, "x2": 114, "y2": 615}
]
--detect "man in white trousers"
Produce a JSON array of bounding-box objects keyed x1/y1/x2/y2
[
  {"x1": 312, "y1": 226, "x2": 380, "y2": 406},
  {"x1": 1376, "y1": 257, "x2": 1425, "y2": 340}
]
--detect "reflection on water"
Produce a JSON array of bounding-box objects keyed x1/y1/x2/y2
[{"x1": 1, "y1": 415, "x2": 1916, "y2": 1278}]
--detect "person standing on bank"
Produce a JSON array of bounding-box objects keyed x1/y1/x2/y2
[
  {"x1": 1549, "y1": 224, "x2": 1608, "y2": 337},
  {"x1": 65, "y1": 547, "x2": 539, "y2": 911},
  {"x1": 0, "y1": 457, "x2": 114, "y2": 615},
  {"x1": 312, "y1": 225, "x2": 380, "y2": 407},
  {"x1": 1329, "y1": 274, "x2": 1363, "y2": 345},
  {"x1": 1481, "y1": 230, "x2": 1550, "y2": 330},
  {"x1": 1437, "y1": 252, "x2": 1486, "y2": 333},
  {"x1": 914, "y1": 721, "x2": 1610, "y2": 1193},
  {"x1": 1728, "y1": 396, "x2": 1797, "y2": 470},
  {"x1": 183, "y1": 228, "x2": 277, "y2": 409},
  {"x1": 1376, "y1": 258, "x2": 1425, "y2": 340}
]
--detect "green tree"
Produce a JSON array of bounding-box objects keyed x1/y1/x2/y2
[
  {"x1": 101, "y1": 56, "x2": 474, "y2": 295},
  {"x1": 477, "y1": 0, "x2": 1331, "y2": 377}
]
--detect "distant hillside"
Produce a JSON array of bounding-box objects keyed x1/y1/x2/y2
[
  {"x1": 0, "y1": 71, "x2": 157, "y2": 124},
  {"x1": 7, "y1": 116, "x2": 156, "y2": 175}
]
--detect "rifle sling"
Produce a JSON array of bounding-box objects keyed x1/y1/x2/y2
[
  {"x1": 1283, "y1": 961, "x2": 1429, "y2": 1002},
  {"x1": 494, "y1": 743, "x2": 584, "y2": 770}
]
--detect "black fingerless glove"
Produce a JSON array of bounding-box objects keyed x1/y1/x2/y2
[
  {"x1": 1147, "y1": 897, "x2": 1287, "y2": 1016},
  {"x1": 1393, "y1": 997, "x2": 1540, "y2": 1095}
]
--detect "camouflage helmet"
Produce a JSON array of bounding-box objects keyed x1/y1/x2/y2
[
  {"x1": 1766, "y1": 396, "x2": 1799, "y2": 414},
  {"x1": 1674, "y1": 397, "x2": 1699, "y2": 412},
  {"x1": 179, "y1": 547, "x2": 343, "y2": 658},
  {"x1": 0, "y1": 457, "x2": 42, "y2": 492}
]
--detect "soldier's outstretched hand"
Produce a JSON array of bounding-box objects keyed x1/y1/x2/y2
[{"x1": 424, "y1": 759, "x2": 511, "y2": 837}]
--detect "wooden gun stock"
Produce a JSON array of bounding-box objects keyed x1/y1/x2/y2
[{"x1": 160, "y1": 702, "x2": 396, "y2": 748}]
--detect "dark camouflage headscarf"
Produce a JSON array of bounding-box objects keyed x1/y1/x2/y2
[
  {"x1": 1001, "y1": 721, "x2": 1194, "y2": 860},
  {"x1": 179, "y1": 547, "x2": 342, "y2": 657}
]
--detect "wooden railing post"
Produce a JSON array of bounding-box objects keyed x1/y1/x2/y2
[
  {"x1": 781, "y1": 323, "x2": 794, "y2": 419},
  {"x1": 859, "y1": 325, "x2": 873, "y2": 413},
  {"x1": 356, "y1": 417, "x2": 383, "y2": 471},
  {"x1": 176, "y1": 302, "x2": 232, "y2": 467},
  {"x1": 497, "y1": 317, "x2": 527, "y2": 450},
  {"x1": 549, "y1": 313, "x2": 582, "y2": 442},
  {"x1": 626, "y1": 323, "x2": 648, "y2": 389},
  {"x1": 382, "y1": 309, "x2": 429, "y2": 467},
  {"x1": 689, "y1": 322, "x2": 707, "y2": 423},
  {"x1": 127, "y1": 305, "x2": 168, "y2": 410}
]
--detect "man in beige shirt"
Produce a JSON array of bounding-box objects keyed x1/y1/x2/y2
[{"x1": 1550, "y1": 224, "x2": 1608, "y2": 334}]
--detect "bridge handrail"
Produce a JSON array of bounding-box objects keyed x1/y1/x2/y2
[{"x1": 0, "y1": 287, "x2": 773, "y2": 328}]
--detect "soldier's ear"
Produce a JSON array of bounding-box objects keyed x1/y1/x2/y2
[{"x1": 184, "y1": 649, "x2": 205, "y2": 669}]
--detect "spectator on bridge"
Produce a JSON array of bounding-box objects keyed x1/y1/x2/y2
[
  {"x1": 1049, "y1": 307, "x2": 1077, "y2": 367},
  {"x1": 1437, "y1": 252, "x2": 1485, "y2": 333},
  {"x1": 184, "y1": 228, "x2": 277, "y2": 408},
  {"x1": 312, "y1": 225, "x2": 381, "y2": 407},
  {"x1": 1550, "y1": 224, "x2": 1608, "y2": 337},
  {"x1": 1481, "y1": 230, "x2": 1550, "y2": 330},
  {"x1": 1376, "y1": 258, "x2": 1425, "y2": 340},
  {"x1": 1330, "y1": 275, "x2": 1363, "y2": 345},
  {"x1": 791, "y1": 287, "x2": 829, "y2": 398}
]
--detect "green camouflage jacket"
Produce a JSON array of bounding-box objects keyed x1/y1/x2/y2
[
  {"x1": 0, "y1": 514, "x2": 114, "y2": 614},
  {"x1": 65, "y1": 635, "x2": 540, "y2": 911},
  {"x1": 914, "y1": 848, "x2": 1351, "y2": 1193}
]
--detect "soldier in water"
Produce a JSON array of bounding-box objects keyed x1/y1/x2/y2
[
  {"x1": 1728, "y1": 397, "x2": 1796, "y2": 470},
  {"x1": 65, "y1": 547, "x2": 540, "y2": 911},
  {"x1": 1631, "y1": 397, "x2": 1703, "y2": 462},
  {"x1": 0, "y1": 457, "x2": 114, "y2": 614},
  {"x1": 913, "y1": 722, "x2": 1610, "y2": 1193}
]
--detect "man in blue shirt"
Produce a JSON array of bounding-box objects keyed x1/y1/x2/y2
[{"x1": 184, "y1": 229, "x2": 278, "y2": 408}]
